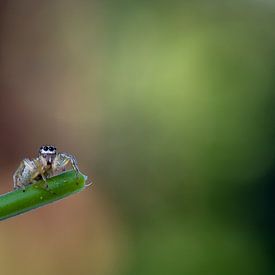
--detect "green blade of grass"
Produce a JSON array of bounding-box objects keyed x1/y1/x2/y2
[{"x1": 0, "y1": 170, "x2": 88, "y2": 221}]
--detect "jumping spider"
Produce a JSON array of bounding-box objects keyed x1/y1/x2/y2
[{"x1": 13, "y1": 145, "x2": 80, "y2": 191}]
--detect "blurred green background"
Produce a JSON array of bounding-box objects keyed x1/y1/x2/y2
[{"x1": 0, "y1": 0, "x2": 275, "y2": 274}]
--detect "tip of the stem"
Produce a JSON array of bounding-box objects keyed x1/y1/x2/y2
[{"x1": 84, "y1": 178, "x2": 93, "y2": 188}]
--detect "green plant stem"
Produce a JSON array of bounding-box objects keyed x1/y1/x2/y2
[{"x1": 0, "y1": 170, "x2": 87, "y2": 221}]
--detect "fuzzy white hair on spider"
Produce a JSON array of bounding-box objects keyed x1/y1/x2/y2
[{"x1": 39, "y1": 145, "x2": 57, "y2": 155}]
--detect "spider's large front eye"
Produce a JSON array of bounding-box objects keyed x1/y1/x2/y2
[
  {"x1": 43, "y1": 146, "x2": 48, "y2": 151},
  {"x1": 49, "y1": 146, "x2": 54, "y2": 151}
]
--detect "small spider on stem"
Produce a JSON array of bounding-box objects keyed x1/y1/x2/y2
[{"x1": 13, "y1": 145, "x2": 80, "y2": 191}]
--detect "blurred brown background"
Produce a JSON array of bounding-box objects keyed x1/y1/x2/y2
[{"x1": 0, "y1": 0, "x2": 275, "y2": 274}]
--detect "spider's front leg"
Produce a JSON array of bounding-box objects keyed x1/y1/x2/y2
[
  {"x1": 13, "y1": 159, "x2": 37, "y2": 191},
  {"x1": 34, "y1": 158, "x2": 49, "y2": 189},
  {"x1": 53, "y1": 153, "x2": 80, "y2": 175},
  {"x1": 13, "y1": 168, "x2": 25, "y2": 191},
  {"x1": 65, "y1": 154, "x2": 81, "y2": 185},
  {"x1": 66, "y1": 153, "x2": 80, "y2": 175}
]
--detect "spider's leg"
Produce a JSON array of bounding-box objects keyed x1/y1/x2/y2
[
  {"x1": 33, "y1": 158, "x2": 49, "y2": 189},
  {"x1": 67, "y1": 154, "x2": 80, "y2": 174},
  {"x1": 13, "y1": 161, "x2": 24, "y2": 190},
  {"x1": 55, "y1": 153, "x2": 80, "y2": 175},
  {"x1": 13, "y1": 159, "x2": 36, "y2": 191}
]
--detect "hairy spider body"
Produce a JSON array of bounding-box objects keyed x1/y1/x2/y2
[{"x1": 13, "y1": 146, "x2": 79, "y2": 190}]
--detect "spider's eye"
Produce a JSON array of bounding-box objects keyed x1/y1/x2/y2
[
  {"x1": 43, "y1": 146, "x2": 48, "y2": 151},
  {"x1": 49, "y1": 146, "x2": 54, "y2": 151}
]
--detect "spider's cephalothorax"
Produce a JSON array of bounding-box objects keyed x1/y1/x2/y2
[{"x1": 13, "y1": 145, "x2": 80, "y2": 190}]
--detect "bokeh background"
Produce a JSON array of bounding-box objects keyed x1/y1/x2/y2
[{"x1": 0, "y1": 0, "x2": 274, "y2": 274}]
